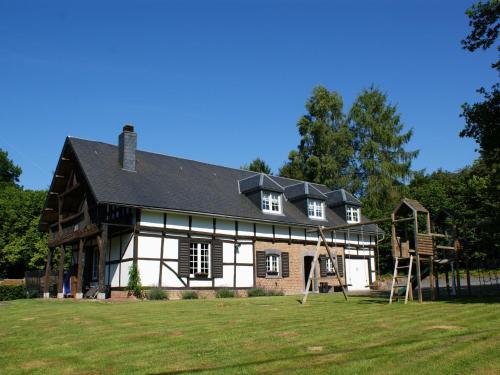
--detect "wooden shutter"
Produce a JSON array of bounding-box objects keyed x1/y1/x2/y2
[
  {"x1": 178, "y1": 238, "x2": 190, "y2": 277},
  {"x1": 211, "y1": 239, "x2": 223, "y2": 278},
  {"x1": 336, "y1": 255, "x2": 344, "y2": 277},
  {"x1": 319, "y1": 255, "x2": 327, "y2": 277},
  {"x1": 281, "y1": 252, "x2": 289, "y2": 278},
  {"x1": 256, "y1": 251, "x2": 266, "y2": 278}
]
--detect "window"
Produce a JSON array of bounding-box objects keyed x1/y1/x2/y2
[
  {"x1": 346, "y1": 206, "x2": 360, "y2": 223},
  {"x1": 308, "y1": 199, "x2": 324, "y2": 219},
  {"x1": 266, "y1": 254, "x2": 280, "y2": 276},
  {"x1": 325, "y1": 257, "x2": 334, "y2": 275},
  {"x1": 189, "y1": 242, "x2": 210, "y2": 278},
  {"x1": 262, "y1": 191, "x2": 282, "y2": 213}
]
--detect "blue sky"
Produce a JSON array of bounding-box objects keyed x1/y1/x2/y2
[{"x1": 0, "y1": 0, "x2": 497, "y2": 190}]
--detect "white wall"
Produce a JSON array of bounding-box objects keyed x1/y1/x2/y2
[
  {"x1": 138, "y1": 260, "x2": 160, "y2": 287},
  {"x1": 138, "y1": 236, "x2": 162, "y2": 259}
]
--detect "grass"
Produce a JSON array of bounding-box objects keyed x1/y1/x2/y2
[{"x1": 0, "y1": 295, "x2": 499, "y2": 374}]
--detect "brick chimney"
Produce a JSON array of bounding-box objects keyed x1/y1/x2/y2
[{"x1": 118, "y1": 125, "x2": 137, "y2": 172}]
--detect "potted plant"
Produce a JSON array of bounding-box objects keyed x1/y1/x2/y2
[
  {"x1": 266, "y1": 271, "x2": 279, "y2": 276},
  {"x1": 195, "y1": 272, "x2": 208, "y2": 279}
]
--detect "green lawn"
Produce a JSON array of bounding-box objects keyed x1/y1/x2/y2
[{"x1": 1, "y1": 295, "x2": 499, "y2": 375}]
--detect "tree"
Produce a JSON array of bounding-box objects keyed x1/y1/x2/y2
[
  {"x1": 241, "y1": 158, "x2": 272, "y2": 174},
  {"x1": 127, "y1": 263, "x2": 143, "y2": 298},
  {"x1": 349, "y1": 87, "x2": 418, "y2": 218},
  {"x1": 279, "y1": 86, "x2": 357, "y2": 191},
  {"x1": 0, "y1": 149, "x2": 22, "y2": 185}
]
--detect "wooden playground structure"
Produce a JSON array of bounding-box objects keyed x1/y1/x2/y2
[{"x1": 302, "y1": 198, "x2": 462, "y2": 305}]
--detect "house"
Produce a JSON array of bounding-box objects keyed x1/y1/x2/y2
[{"x1": 39, "y1": 126, "x2": 378, "y2": 299}]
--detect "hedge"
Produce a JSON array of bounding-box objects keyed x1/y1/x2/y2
[{"x1": 0, "y1": 285, "x2": 27, "y2": 301}]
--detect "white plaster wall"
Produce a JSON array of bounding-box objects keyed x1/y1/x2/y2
[
  {"x1": 138, "y1": 236, "x2": 162, "y2": 259},
  {"x1": 138, "y1": 260, "x2": 160, "y2": 287},
  {"x1": 214, "y1": 265, "x2": 234, "y2": 287},
  {"x1": 108, "y1": 263, "x2": 120, "y2": 287},
  {"x1": 109, "y1": 236, "x2": 121, "y2": 261},
  {"x1": 306, "y1": 230, "x2": 319, "y2": 242},
  {"x1": 122, "y1": 234, "x2": 134, "y2": 259},
  {"x1": 163, "y1": 238, "x2": 179, "y2": 260},
  {"x1": 166, "y1": 213, "x2": 189, "y2": 230},
  {"x1": 275, "y1": 225, "x2": 289, "y2": 240},
  {"x1": 223, "y1": 242, "x2": 235, "y2": 263},
  {"x1": 216, "y1": 219, "x2": 235, "y2": 236},
  {"x1": 191, "y1": 216, "x2": 213, "y2": 233},
  {"x1": 141, "y1": 210, "x2": 164, "y2": 228},
  {"x1": 291, "y1": 227, "x2": 304, "y2": 241},
  {"x1": 238, "y1": 221, "x2": 253, "y2": 237},
  {"x1": 120, "y1": 261, "x2": 132, "y2": 286},
  {"x1": 236, "y1": 243, "x2": 253, "y2": 264},
  {"x1": 190, "y1": 279, "x2": 213, "y2": 287},
  {"x1": 235, "y1": 265, "x2": 254, "y2": 287},
  {"x1": 161, "y1": 263, "x2": 185, "y2": 287},
  {"x1": 256, "y1": 223, "x2": 273, "y2": 238}
]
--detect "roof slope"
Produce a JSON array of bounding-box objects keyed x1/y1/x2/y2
[{"x1": 68, "y1": 137, "x2": 377, "y2": 232}]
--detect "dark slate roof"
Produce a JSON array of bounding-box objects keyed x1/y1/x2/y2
[
  {"x1": 64, "y1": 137, "x2": 377, "y2": 233},
  {"x1": 326, "y1": 189, "x2": 362, "y2": 207},
  {"x1": 284, "y1": 182, "x2": 327, "y2": 201},
  {"x1": 239, "y1": 173, "x2": 284, "y2": 194}
]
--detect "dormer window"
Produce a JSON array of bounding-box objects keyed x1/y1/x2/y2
[
  {"x1": 346, "y1": 206, "x2": 360, "y2": 223},
  {"x1": 262, "y1": 191, "x2": 282, "y2": 214},
  {"x1": 307, "y1": 199, "x2": 324, "y2": 219}
]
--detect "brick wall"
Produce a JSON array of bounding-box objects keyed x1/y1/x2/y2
[{"x1": 254, "y1": 241, "x2": 345, "y2": 295}]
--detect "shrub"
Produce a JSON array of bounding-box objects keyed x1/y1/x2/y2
[
  {"x1": 247, "y1": 287, "x2": 284, "y2": 297},
  {"x1": 181, "y1": 291, "x2": 198, "y2": 300},
  {"x1": 216, "y1": 289, "x2": 235, "y2": 298},
  {"x1": 148, "y1": 287, "x2": 167, "y2": 300},
  {"x1": 0, "y1": 285, "x2": 27, "y2": 301},
  {"x1": 127, "y1": 263, "x2": 143, "y2": 298},
  {"x1": 247, "y1": 287, "x2": 267, "y2": 297}
]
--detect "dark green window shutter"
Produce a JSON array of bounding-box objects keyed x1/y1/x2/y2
[
  {"x1": 211, "y1": 239, "x2": 223, "y2": 278},
  {"x1": 256, "y1": 251, "x2": 266, "y2": 278},
  {"x1": 281, "y1": 252, "x2": 289, "y2": 278},
  {"x1": 178, "y1": 238, "x2": 190, "y2": 277},
  {"x1": 337, "y1": 255, "x2": 344, "y2": 277},
  {"x1": 319, "y1": 255, "x2": 327, "y2": 277}
]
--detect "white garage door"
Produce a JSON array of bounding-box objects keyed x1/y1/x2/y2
[{"x1": 345, "y1": 258, "x2": 370, "y2": 291}]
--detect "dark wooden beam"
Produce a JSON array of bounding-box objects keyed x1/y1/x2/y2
[
  {"x1": 97, "y1": 224, "x2": 108, "y2": 299},
  {"x1": 57, "y1": 246, "x2": 65, "y2": 298},
  {"x1": 43, "y1": 248, "x2": 53, "y2": 298},
  {"x1": 76, "y1": 238, "x2": 85, "y2": 299}
]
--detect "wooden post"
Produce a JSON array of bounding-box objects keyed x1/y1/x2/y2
[
  {"x1": 319, "y1": 229, "x2": 348, "y2": 301},
  {"x1": 430, "y1": 256, "x2": 435, "y2": 301},
  {"x1": 57, "y1": 246, "x2": 65, "y2": 299},
  {"x1": 414, "y1": 212, "x2": 423, "y2": 303},
  {"x1": 445, "y1": 270, "x2": 450, "y2": 296},
  {"x1": 96, "y1": 224, "x2": 108, "y2": 300},
  {"x1": 76, "y1": 238, "x2": 85, "y2": 299},
  {"x1": 302, "y1": 238, "x2": 322, "y2": 305},
  {"x1": 435, "y1": 262, "x2": 440, "y2": 299},
  {"x1": 43, "y1": 248, "x2": 53, "y2": 299}
]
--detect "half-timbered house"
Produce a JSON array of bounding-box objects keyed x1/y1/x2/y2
[{"x1": 39, "y1": 126, "x2": 378, "y2": 299}]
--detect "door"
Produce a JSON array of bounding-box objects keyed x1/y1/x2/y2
[
  {"x1": 304, "y1": 256, "x2": 314, "y2": 291},
  {"x1": 345, "y1": 258, "x2": 370, "y2": 291}
]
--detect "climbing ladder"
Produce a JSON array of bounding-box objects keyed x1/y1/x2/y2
[{"x1": 389, "y1": 255, "x2": 413, "y2": 304}]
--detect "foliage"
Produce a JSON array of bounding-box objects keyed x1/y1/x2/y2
[
  {"x1": 280, "y1": 86, "x2": 357, "y2": 191},
  {"x1": 247, "y1": 287, "x2": 283, "y2": 297},
  {"x1": 127, "y1": 263, "x2": 143, "y2": 298},
  {"x1": 181, "y1": 291, "x2": 198, "y2": 300},
  {"x1": 147, "y1": 287, "x2": 168, "y2": 300},
  {"x1": 0, "y1": 285, "x2": 27, "y2": 301},
  {"x1": 241, "y1": 158, "x2": 272, "y2": 174},
  {"x1": 0, "y1": 149, "x2": 22, "y2": 185},
  {"x1": 349, "y1": 86, "x2": 418, "y2": 219},
  {"x1": 0, "y1": 184, "x2": 48, "y2": 278},
  {"x1": 215, "y1": 288, "x2": 235, "y2": 298}
]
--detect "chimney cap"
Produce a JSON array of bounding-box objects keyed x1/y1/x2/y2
[{"x1": 123, "y1": 124, "x2": 135, "y2": 132}]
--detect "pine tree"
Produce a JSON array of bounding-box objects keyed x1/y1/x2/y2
[{"x1": 241, "y1": 158, "x2": 272, "y2": 174}]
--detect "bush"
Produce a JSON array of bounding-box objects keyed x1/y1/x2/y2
[
  {"x1": 181, "y1": 291, "x2": 198, "y2": 300},
  {"x1": 148, "y1": 287, "x2": 167, "y2": 300},
  {"x1": 247, "y1": 288, "x2": 267, "y2": 297},
  {"x1": 127, "y1": 263, "x2": 143, "y2": 298},
  {"x1": 0, "y1": 285, "x2": 27, "y2": 301},
  {"x1": 216, "y1": 289, "x2": 235, "y2": 298},
  {"x1": 247, "y1": 287, "x2": 284, "y2": 297}
]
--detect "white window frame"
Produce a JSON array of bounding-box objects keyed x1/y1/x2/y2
[
  {"x1": 262, "y1": 191, "x2": 282, "y2": 214},
  {"x1": 346, "y1": 206, "x2": 361, "y2": 223},
  {"x1": 189, "y1": 242, "x2": 211, "y2": 278},
  {"x1": 307, "y1": 199, "x2": 325, "y2": 219},
  {"x1": 266, "y1": 254, "x2": 280, "y2": 276},
  {"x1": 325, "y1": 257, "x2": 334, "y2": 274}
]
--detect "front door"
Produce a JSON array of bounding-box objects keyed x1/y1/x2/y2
[{"x1": 304, "y1": 256, "x2": 314, "y2": 291}]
